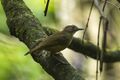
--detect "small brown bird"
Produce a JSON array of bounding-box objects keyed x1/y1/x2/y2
[{"x1": 25, "y1": 25, "x2": 84, "y2": 55}]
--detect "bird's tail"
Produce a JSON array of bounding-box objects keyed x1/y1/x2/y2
[{"x1": 24, "y1": 51, "x2": 30, "y2": 56}]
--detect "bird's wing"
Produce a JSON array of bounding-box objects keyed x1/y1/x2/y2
[
  {"x1": 25, "y1": 32, "x2": 66, "y2": 55},
  {"x1": 40, "y1": 33, "x2": 66, "y2": 48}
]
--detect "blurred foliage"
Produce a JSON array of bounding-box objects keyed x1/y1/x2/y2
[
  {"x1": 0, "y1": 2, "x2": 9, "y2": 34},
  {"x1": 0, "y1": 33, "x2": 53, "y2": 80},
  {"x1": 24, "y1": 0, "x2": 58, "y2": 28}
]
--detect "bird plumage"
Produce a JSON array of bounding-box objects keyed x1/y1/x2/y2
[{"x1": 25, "y1": 25, "x2": 83, "y2": 55}]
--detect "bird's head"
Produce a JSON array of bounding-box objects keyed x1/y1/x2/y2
[{"x1": 63, "y1": 25, "x2": 84, "y2": 34}]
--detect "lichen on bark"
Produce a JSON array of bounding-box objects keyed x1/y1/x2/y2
[{"x1": 1, "y1": 0, "x2": 85, "y2": 80}]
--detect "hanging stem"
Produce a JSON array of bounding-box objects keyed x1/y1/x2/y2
[
  {"x1": 96, "y1": 0, "x2": 108, "y2": 80},
  {"x1": 98, "y1": 0, "x2": 107, "y2": 73},
  {"x1": 44, "y1": 0, "x2": 50, "y2": 16},
  {"x1": 82, "y1": 0, "x2": 94, "y2": 43},
  {"x1": 96, "y1": 16, "x2": 103, "y2": 80}
]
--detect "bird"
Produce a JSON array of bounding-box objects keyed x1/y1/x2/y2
[{"x1": 25, "y1": 25, "x2": 84, "y2": 55}]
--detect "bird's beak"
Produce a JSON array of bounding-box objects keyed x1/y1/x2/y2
[{"x1": 77, "y1": 28, "x2": 84, "y2": 31}]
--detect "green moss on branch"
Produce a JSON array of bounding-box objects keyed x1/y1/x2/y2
[{"x1": 1, "y1": 0, "x2": 84, "y2": 80}]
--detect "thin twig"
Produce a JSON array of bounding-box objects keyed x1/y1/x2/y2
[
  {"x1": 95, "y1": 0, "x2": 103, "y2": 79},
  {"x1": 82, "y1": 0, "x2": 94, "y2": 43},
  {"x1": 96, "y1": 0, "x2": 108, "y2": 79},
  {"x1": 96, "y1": 16, "x2": 103, "y2": 80},
  {"x1": 102, "y1": 0, "x2": 120, "y2": 10},
  {"x1": 100, "y1": 19, "x2": 109, "y2": 72},
  {"x1": 44, "y1": 0, "x2": 50, "y2": 16},
  {"x1": 99, "y1": 0, "x2": 108, "y2": 74}
]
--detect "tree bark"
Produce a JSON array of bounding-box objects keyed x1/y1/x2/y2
[
  {"x1": 1, "y1": 0, "x2": 85, "y2": 80},
  {"x1": 1, "y1": 0, "x2": 120, "y2": 80}
]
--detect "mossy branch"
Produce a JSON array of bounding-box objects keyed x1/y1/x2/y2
[{"x1": 1, "y1": 0, "x2": 84, "y2": 80}]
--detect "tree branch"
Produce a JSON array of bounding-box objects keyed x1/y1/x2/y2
[{"x1": 1, "y1": 0, "x2": 84, "y2": 80}]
